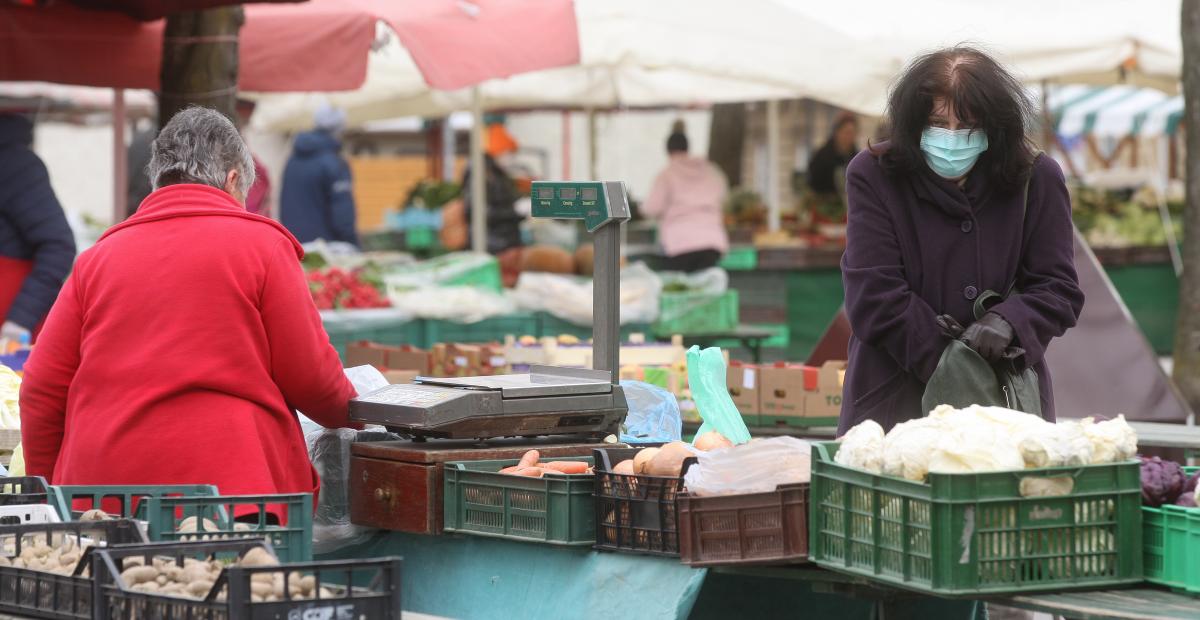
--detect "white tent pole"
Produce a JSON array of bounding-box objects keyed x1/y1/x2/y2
[
  {"x1": 469, "y1": 87, "x2": 486, "y2": 253},
  {"x1": 587, "y1": 108, "x2": 598, "y2": 180},
  {"x1": 766, "y1": 99, "x2": 782, "y2": 232},
  {"x1": 112, "y1": 88, "x2": 127, "y2": 223},
  {"x1": 442, "y1": 114, "x2": 455, "y2": 182}
]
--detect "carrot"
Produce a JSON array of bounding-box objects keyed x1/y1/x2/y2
[
  {"x1": 517, "y1": 450, "x2": 540, "y2": 469},
  {"x1": 498, "y1": 466, "x2": 522, "y2": 474},
  {"x1": 540, "y1": 461, "x2": 590, "y2": 475},
  {"x1": 513, "y1": 467, "x2": 545, "y2": 478}
]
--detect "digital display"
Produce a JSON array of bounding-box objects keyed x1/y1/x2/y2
[
  {"x1": 581, "y1": 188, "x2": 598, "y2": 201},
  {"x1": 537, "y1": 187, "x2": 554, "y2": 200},
  {"x1": 559, "y1": 188, "x2": 578, "y2": 200}
]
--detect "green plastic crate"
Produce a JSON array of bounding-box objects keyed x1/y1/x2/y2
[
  {"x1": 444, "y1": 457, "x2": 595, "y2": 546},
  {"x1": 144, "y1": 494, "x2": 313, "y2": 563},
  {"x1": 48, "y1": 484, "x2": 219, "y2": 521},
  {"x1": 425, "y1": 312, "x2": 541, "y2": 345},
  {"x1": 1144, "y1": 466, "x2": 1200, "y2": 593},
  {"x1": 719, "y1": 247, "x2": 758, "y2": 271},
  {"x1": 323, "y1": 318, "x2": 425, "y2": 358},
  {"x1": 810, "y1": 442, "x2": 1142, "y2": 597},
  {"x1": 654, "y1": 290, "x2": 739, "y2": 336},
  {"x1": 536, "y1": 312, "x2": 652, "y2": 342},
  {"x1": 388, "y1": 253, "x2": 502, "y2": 293},
  {"x1": 760, "y1": 415, "x2": 837, "y2": 429}
]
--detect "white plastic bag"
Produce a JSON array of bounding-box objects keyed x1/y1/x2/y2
[
  {"x1": 387, "y1": 286, "x2": 516, "y2": 322},
  {"x1": 511, "y1": 261, "x2": 663, "y2": 325},
  {"x1": 683, "y1": 436, "x2": 811, "y2": 497}
]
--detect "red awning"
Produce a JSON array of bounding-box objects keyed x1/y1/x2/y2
[{"x1": 0, "y1": 0, "x2": 580, "y2": 92}]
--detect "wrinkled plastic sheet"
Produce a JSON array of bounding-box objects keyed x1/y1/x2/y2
[
  {"x1": 619, "y1": 380, "x2": 682, "y2": 444},
  {"x1": 511, "y1": 261, "x2": 663, "y2": 326},
  {"x1": 318, "y1": 531, "x2": 706, "y2": 620},
  {"x1": 307, "y1": 429, "x2": 400, "y2": 554}
]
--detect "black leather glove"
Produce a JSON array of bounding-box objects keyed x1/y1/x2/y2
[
  {"x1": 936, "y1": 314, "x2": 965, "y2": 339},
  {"x1": 960, "y1": 312, "x2": 1015, "y2": 363}
]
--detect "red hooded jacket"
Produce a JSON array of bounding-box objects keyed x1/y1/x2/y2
[{"x1": 20, "y1": 184, "x2": 356, "y2": 496}]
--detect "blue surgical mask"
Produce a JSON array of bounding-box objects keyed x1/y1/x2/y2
[{"x1": 920, "y1": 127, "x2": 988, "y2": 179}]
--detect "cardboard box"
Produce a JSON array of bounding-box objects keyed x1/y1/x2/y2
[
  {"x1": 726, "y1": 362, "x2": 760, "y2": 415},
  {"x1": 804, "y1": 361, "x2": 847, "y2": 419},
  {"x1": 345, "y1": 341, "x2": 431, "y2": 374},
  {"x1": 759, "y1": 364, "x2": 806, "y2": 417},
  {"x1": 383, "y1": 370, "x2": 420, "y2": 384}
]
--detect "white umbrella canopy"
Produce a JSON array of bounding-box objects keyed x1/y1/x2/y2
[
  {"x1": 249, "y1": 0, "x2": 899, "y2": 131},
  {"x1": 791, "y1": 0, "x2": 1180, "y2": 89}
]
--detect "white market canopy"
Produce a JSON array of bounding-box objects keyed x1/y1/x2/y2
[
  {"x1": 249, "y1": 0, "x2": 898, "y2": 131},
  {"x1": 1048, "y1": 84, "x2": 1183, "y2": 139}
]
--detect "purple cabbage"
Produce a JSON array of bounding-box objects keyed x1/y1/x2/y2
[
  {"x1": 1140, "y1": 456, "x2": 1186, "y2": 507},
  {"x1": 1176, "y1": 492, "x2": 1198, "y2": 508}
]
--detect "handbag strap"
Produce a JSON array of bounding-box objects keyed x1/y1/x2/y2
[{"x1": 973, "y1": 151, "x2": 1042, "y2": 320}]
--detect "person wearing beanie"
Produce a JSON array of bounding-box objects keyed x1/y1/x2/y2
[
  {"x1": 641, "y1": 123, "x2": 729, "y2": 272},
  {"x1": 280, "y1": 102, "x2": 358, "y2": 245}
]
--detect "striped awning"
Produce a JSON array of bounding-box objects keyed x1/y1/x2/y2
[{"x1": 1048, "y1": 84, "x2": 1183, "y2": 139}]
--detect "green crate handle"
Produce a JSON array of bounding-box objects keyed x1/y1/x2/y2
[
  {"x1": 48, "y1": 484, "x2": 219, "y2": 521},
  {"x1": 144, "y1": 493, "x2": 313, "y2": 563}
]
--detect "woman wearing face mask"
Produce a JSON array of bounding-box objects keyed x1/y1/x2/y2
[{"x1": 839, "y1": 46, "x2": 1084, "y2": 434}]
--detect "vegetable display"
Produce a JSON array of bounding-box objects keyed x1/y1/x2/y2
[
  {"x1": 497, "y1": 450, "x2": 594, "y2": 478},
  {"x1": 111, "y1": 547, "x2": 334, "y2": 602},
  {"x1": 1139, "y1": 456, "x2": 1199, "y2": 508},
  {"x1": 0, "y1": 364, "x2": 19, "y2": 429},
  {"x1": 306, "y1": 267, "x2": 389, "y2": 310},
  {"x1": 837, "y1": 405, "x2": 1138, "y2": 481}
]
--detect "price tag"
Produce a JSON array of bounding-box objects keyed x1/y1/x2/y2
[
  {"x1": 743, "y1": 368, "x2": 756, "y2": 389},
  {"x1": 454, "y1": 356, "x2": 468, "y2": 367},
  {"x1": 489, "y1": 356, "x2": 507, "y2": 367}
]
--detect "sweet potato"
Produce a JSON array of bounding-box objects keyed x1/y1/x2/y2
[
  {"x1": 517, "y1": 450, "x2": 540, "y2": 469},
  {"x1": 540, "y1": 461, "x2": 590, "y2": 474}
]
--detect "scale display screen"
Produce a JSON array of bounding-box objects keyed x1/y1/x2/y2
[
  {"x1": 581, "y1": 188, "x2": 597, "y2": 201},
  {"x1": 559, "y1": 187, "x2": 577, "y2": 200},
  {"x1": 536, "y1": 187, "x2": 554, "y2": 200}
]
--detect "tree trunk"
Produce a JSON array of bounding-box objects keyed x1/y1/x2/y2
[
  {"x1": 708, "y1": 102, "x2": 746, "y2": 187},
  {"x1": 1173, "y1": 0, "x2": 1200, "y2": 412},
  {"x1": 158, "y1": 7, "x2": 244, "y2": 129}
]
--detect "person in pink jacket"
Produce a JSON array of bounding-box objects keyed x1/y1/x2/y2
[{"x1": 641, "y1": 127, "x2": 729, "y2": 272}]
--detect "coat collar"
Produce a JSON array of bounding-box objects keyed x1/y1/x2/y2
[
  {"x1": 910, "y1": 159, "x2": 996, "y2": 218},
  {"x1": 99, "y1": 184, "x2": 304, "y2": 258}
]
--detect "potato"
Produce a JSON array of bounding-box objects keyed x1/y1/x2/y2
[
  {"x1": 80, "y1": 509, "x2": 112, "y2": 522},
  {"x1": 250, "y1": 581, "x2": 274, "y2": 598},
  {"x1": 0, "y1": 556, "x2": 11, "y2": 567},
  {"x1": 298, "y1": 575, "x2": 316, "y2": 596},
  {"x1": 180, "y1": 563, "x2": 212, "y2": 584},
  {"x1": 645, "y1": 441, "x2": 692, "y2": 477},
  {"x1": 632, "y1": 448, "x2": 660, "y2": 474},
  {"x1": 240, "y1": 547, "x2": 279, "y2": 568},
  {"x1": 59, "y1": 552, "x2": 79, "y2": 568},
  {"x1": 251, "y1": 572, "x2": 275, "y2": 586},
  {"x1": 121, "y1": 565, "x2": 160, "y2": 586},
  {"x1": 187, "y1": 579, "x2": 215, "y2": 598},
  {"x1": 694, "y1": 431, "x2": 733, "y2": 452}
]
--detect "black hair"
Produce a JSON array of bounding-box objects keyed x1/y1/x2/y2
[
  {"x1": 875, "y1": 45, "x2": 1034, "y2": 192},
  {"x1": 666, "y1": 132, "x2": 689, "y2": 154}
]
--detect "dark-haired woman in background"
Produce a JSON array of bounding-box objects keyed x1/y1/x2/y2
[
  {"x1": 642, "y1": 125, "x2": 729, "y2": 273},
  {"x1": 839, "y1": 46, "x2": 1084, "y2": 436}
]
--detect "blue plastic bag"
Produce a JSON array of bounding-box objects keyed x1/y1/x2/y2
[{"x1": 618, "y1": 380, "x2": 682, "y2": 444}]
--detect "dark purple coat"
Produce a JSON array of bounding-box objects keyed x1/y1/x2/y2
[{"x1": 838, "y1": 149, "x2": 1084, "y2": 434}]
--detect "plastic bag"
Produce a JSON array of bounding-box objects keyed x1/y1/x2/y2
[
  {"x1": 618, "y1": 380, "x2": 681, "y2": 443},
  {"x1": 387, "y1": 286, "x2": 516, "y2": 322},
  {"x1": 686, "y1": 346, "x2": 750, "y2": 445},
  {"x1": 657, "y1": 268, "x2": 729, "y2": 324},
  {"x1": 384, "y1": 252, "x2": 498, "y2": 290},
  {"x1": 306, "y1": 428, "x2": 399, "y2": 554},
  {"x1": 684, "y1": 436, "x2": 812, "y2": 497},
  {"x1": 511, "y1": 262, "x2": 663, "y2": 326}
]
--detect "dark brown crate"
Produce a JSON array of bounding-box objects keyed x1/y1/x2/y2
[
  {"x1": 592, "y1": 448, "x2": 686, "y2": 557},
  {"x1": 677, "y1": 484, "x2": 809, "y2": 567}
]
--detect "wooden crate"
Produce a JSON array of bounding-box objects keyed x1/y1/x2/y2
[{"x1": 350, "y1": 438, "x2": 604, "y2": 535}]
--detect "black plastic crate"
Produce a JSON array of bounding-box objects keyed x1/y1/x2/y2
[
  {"x1": 0, "y1": 519, "x2": 146, "y2": 619},
  {"x1": 92, "y1": 539, "x2": 403, "y2": 620},
  {"x1": 0, "y1": 477, "x2": 50, "y2": 506},
  {"x1": 592, "y1": 447, "x2": 688, "y2": 557}
]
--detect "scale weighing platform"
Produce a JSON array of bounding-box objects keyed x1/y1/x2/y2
[{"x1": 350, "y1": 182, "x2": 633, "y2": 441}]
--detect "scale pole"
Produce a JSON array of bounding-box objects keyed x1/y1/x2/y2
[{"x1": 593, "y1": 220, "x2": 620, "y2": 384}]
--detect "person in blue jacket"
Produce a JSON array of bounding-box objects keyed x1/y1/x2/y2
[
  {"x1": 280, "y1": 104, "x2": 358, "y2": 245},
  {"x1": 0, "y1": 113, "x2": 76, "y2": 342}
]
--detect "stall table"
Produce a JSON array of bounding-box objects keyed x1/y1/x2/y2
[{"x1": 677, "y1": 325, "x2": 774, "y2": 362}]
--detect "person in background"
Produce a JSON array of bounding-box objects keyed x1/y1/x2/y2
[
  {"x1": 235, "y1": 99, "x2": 272, "y2": 218},
  {"x1": 839, "y1": 46, "x2": 1083, "y2": 433},
  {"x1": 459, "y1": 122, "x2": 524, "y2": 256},
  {"x1": 280, "y1": 102, "x2": 357, "y2": 245},
  {"x1": 807, "y1": 112, "x2": 860, "y2": 199},
  {"x1": 125, "y1": 119, "x2": 156, "y2": 217},
  {"x1": 21, "y1": 107, "x2": 357, "y2": 499},
  {"x1": 0, "y1": 112, "x2": 76, "y2": 343},
  {"x1": 642, "y1": 122, "x2": 729, "y2": 272}
]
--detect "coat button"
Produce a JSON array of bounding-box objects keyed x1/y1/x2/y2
[
  {"x1": 964, "y1": 286, "x2": 979, "y2": 300},
  {"x1": 961, "y1": 220, "x2": 973, "y2": 233}
]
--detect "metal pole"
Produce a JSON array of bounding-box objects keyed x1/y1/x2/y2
[
  {"x1": 766, "y1": 99, "x2": 781, "y2": 231},
  {"x1": 112, "y1": 89, "x2": 128, "y2": 222},
  {"x1": 442, "y1": 115, "x2": 455, "y2": 182},
  {"x1": 592, "y1": 220, "x2": 621, "y2": 383},
  {"x1": 587, "y1": 108, "x2": 598, "y2": 180},
  {"x1": 469, "y1": 88, "x2": 486, "y2": 253}
]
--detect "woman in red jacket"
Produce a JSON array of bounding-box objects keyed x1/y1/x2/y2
[{"x1": 20, "y1": 107, "x2": 357, "y2": 499}]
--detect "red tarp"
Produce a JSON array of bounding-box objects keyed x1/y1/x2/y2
[{"x1": 0, "y1": 0, "x2": 579, "y2": 92}]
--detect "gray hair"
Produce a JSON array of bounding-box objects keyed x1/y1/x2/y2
[{"x1": 147, "y1": 106, "x2": 256, "y2": 197}]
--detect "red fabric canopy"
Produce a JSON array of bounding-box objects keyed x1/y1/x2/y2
[{"x1": 0, "y1": 0, "x2": 579, "y2": 92}]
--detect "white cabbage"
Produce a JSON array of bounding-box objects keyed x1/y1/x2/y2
[{"x1": 835, "y1": 419, "x2": 885, "y2": 473}]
